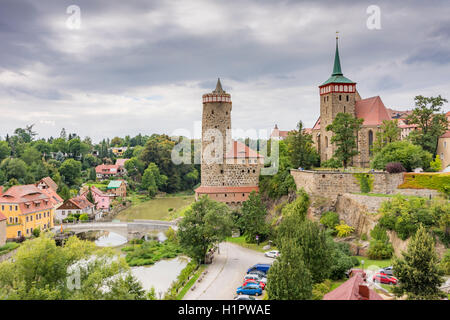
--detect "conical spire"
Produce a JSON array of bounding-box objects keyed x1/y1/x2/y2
[
  {"x1": 213, "y1": 78, "x2": 225, "y2": 93},
  {"x1": 332, "y1": 35, "x2": 343, "y2": 76}
]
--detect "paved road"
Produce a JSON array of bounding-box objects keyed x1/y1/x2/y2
[{"x1": 183, "y1": 242, "x2": 274, "y2": 300}]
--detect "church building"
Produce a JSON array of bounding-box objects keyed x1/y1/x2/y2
[{"x1": 310, "y1": 36, "x2": 392, "y2": 167}]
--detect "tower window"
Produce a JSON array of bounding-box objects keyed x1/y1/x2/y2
[
  {"x1": 346, "y1": 95, "x2": 349, "y2": 101},
  {"x1": 339, "y1": 95, "x2": 342, "y2": 101},
  {"x1": 344, "y1": 106, "x2": 346, "y2": 113},
  {"x1": 212, "y1": 110, "x2": 214, "y2": 114},
  {"x1": 220, "y1": 170, "x2": 223, "y2": 174},
  {"x1": 324, "y1": 97, "x2": 326, "y2": 102},
  {"x1": 226, "y1": 111, "x2": 228, "y2": 115}
]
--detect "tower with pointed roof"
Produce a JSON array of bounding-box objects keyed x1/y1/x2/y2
[
  {"x1": 196, "y1": 79, "x2": 264, "y2": 206},
  {"x1": 318, "y1": 35, "x2": 358, "y2": 162},
  {"x1": 201, "y1": 78, "x2": 232, "y2": 186}
]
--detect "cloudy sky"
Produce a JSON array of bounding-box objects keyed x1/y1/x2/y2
[{"x1": 0, "y1": 0, "x2": 449, "y2": 142}]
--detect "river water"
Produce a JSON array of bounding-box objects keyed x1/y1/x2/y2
[{"x1": 131, "y1": 256, "x2": 189, "y2": 297}]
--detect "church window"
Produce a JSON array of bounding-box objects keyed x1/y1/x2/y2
[{"x1": 368, "y1": 130, "x2": 374, "y2": 156}]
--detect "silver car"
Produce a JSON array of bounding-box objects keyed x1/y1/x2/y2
[{"x1": 264, "y1": 250, "x2": 280, "y2": 258}]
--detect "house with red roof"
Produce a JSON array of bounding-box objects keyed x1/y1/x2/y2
[
  {"x1": 35, "y1": 176, "x2": 63, "y2": 211},
  {"x1": 323, "y1": 270, "x2": 383, "y2": 300},
  {"x1": 0, "y1": 184, "x2": 55, "y2": 239},
  {"x1": 95, "y1": 163, "x2": 126, "y2": 180},
  {"x1": 55, "y1": 194, "x2": 95, "y2": 223},
  {"x1": 81, "y1": 186, "x2": 112, "y2": 213}
]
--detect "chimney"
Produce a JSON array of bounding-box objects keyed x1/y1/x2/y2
[{"x1": 358, "y1": 284, "x2": 370, "y2": 300}]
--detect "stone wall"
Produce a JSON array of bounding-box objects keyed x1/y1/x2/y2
[{"x1": 290, "y1": 170, "x2": 404, "y2": 198}]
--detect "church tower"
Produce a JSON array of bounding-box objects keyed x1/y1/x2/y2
[
  {"x1": 201, "y1": 78, "x2": 232, "y2": 186},
  {"x1": 318, "y1": 35, "x2": 357, "y2": 162}
]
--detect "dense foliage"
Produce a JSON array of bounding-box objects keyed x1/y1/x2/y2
[
  {"x1": 177, "y1": 196, "x2": 233, "y2": 264},
  {"x1": 0, "y1": 235, "x2": 147, "y2": 300},
  {"x1": 393, "y1": 225, "x2": 445, "y2": 299},
  {"x1": 371, "y1": 141, "x2": 432, "y2": 171},
  {"x1": 285, "y1": 121, "x2": 319, "y2": 169},
  {"x1": 325, "y1": 112, "x2": 363, "y2": 168},
  {"x1": 385, "y1": 162, "x2": 406, "y2": 173},
  {"x1": 238, "y1": 191, "x2": 270, "y2": 243}
]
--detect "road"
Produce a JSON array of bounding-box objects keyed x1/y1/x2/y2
[{"x1": 183, "y1": 242, "x2": 274, "y2": 300}]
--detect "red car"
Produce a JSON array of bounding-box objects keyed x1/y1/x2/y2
[
  {"x1": 373, "y1": 273, "x2": 397, "y2": 285},
  {"x1": 243, "y1": 279, "x2": 266, "y2": 290}
]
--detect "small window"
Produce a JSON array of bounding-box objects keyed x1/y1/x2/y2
[
  {"x1": 220, "y1": 170, "x2": 224, "y2": 174},
  {"x1": 346, "y1": 95, "x2": 349, "y2": 101},
  {"x1": 211, "y1": 110, "x2": 214, "y2": 114},
  {"x1": 339, "y1": 95, "x2": 342, "y2": 101}
]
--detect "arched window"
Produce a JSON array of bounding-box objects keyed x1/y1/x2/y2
[
  {"x1": 335, "y1": 85, "x2": 338, "y2": 91},
  {"x1": 368, "y1": 130, "x2": 374, "y2": 156}
]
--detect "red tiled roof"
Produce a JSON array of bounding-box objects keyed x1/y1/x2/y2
[
  {"x1": 312, "y1": 117, "x2": 321, "y2": 130},
  {"x1": 40, "y1": 187, "x2": 63, "y2": 206},
  {"x1": 0, "y1": 185, "x2": 53, "y2": 215},
  {"x1": 68, "y1": 195, "x2": 94, "y2": 210},
  {"x1": 323, "y1": 271, "x2": 383, "y2": 300},
  {"x1": 225, "y1": 141, "x2": 263, "y2": 159},
  {"x1": 355, "y1": 96, "x2": 391, "y2": 126},
  {"x1": 39, "y1": 176, "x2": 58, "y2": 191},
  {"x1": 95, "y1": 164, "x2": 119, "y2": 174},
  {"x1": 116, "y1": 159, "x2": 129, "y2": 167},
  {"x1": 441, "y1": 130, "x2": 450, "y2": 138},
  {"x1": 0, "y1": 212, "x2": 6, "y2": 221},
  {"x1": 195, "y1": 186, "x2": 259, "y2": 194}
]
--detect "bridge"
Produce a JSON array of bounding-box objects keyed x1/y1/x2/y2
[{"x1": 54, "y1": 219, "x2": 178, "y2": 240}]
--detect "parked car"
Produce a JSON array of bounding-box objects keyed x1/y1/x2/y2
[
  {"x1": 373, "y1": 273, "x2": 397, "y2": 285},
  {"x1": 236, "y1": 284, "x2": 263, "y2": 296},
  {"x1": 244, "y1": 273, "x2": 267, "y2": 284},
  {"x1": 243, "y1": 279, "x2": 266, "y2": 290},
  {"x1": 247, "y1": 263, "x2": 271, "y2": 274},
  {"x1": 247, "y1": 270, "x2": 266, "y2": 278},
  {"x1": 234, "y1": 295, "x2": 256, "y2": 300},
  {"x1": 264, "y1": 250, "x2": 280, "y2": 258},
  {"x1": 380, "y1": 266, "x2": 394, "y2": 276}
]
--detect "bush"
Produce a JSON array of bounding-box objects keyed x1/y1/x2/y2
[
  {"x1": 320, "y1": 212, "x2": 339, "y2": 234},
  {"x1": 368, "y1": 240, "x2": 394, "y2": 259},
  {"x1": 321, "y1": 157, "x2": 341, "y2": 169},
  {"x1": 385, "y1": 162, "x2": 406, "y2": 173},
  {"x1": 32, "y1": 227, "x2": 40, "y2": 238},
  {"x1": 312, "y1": 279, "x2": 333, "y2": 300},
  {"x1": 429, "y1": 155, "x2": 443, "y2": 172},
  {"x1": 335, "y1": 221, "x2": 354, "y2": 238},
  {"x1": 79, "y1": 214, "x2": 89, "y2": 221},
  {"x1": 353, "y1": 173, "x2": 373, "y2": 193},
  {"x1": 440, "y1": 250, "x2": 450, "y2": 275},
  {"x1": 371, "y1": 141, "x2": 432, "y2": 172}
]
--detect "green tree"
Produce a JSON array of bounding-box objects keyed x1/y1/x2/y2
[
  {"x1": 58, "y1": 184, "x2": 71, "y2": 201},
  {"x1": 59, "y1": 159, "x2": 82, "y2": 186},
  {"x1": 177, "y1": 196, "x2": 233, "y2": 264},
  {"x1": 239, "y1": 191, "x2": 269, "y2": 243},
  {"x1": 407, "y1": 95, "x2": 448, "y2": 155},
  {"x1": 0, "y1": 158, "x2": 27, "y2": 182},
  {"x1": 429, "y1": 155, "x2": 443, "y2": 172},
  {"x1": 88, "y1": 167, "x2": 97, "y2": 181},
  {"x1": 265, "y1": 240, "x2": 313, "y2": 300},
  {"x1": 21, "y1": 145, "x2": 42, "y2": 166},
  {"x1": 392, "y1": 225, "x2": 445, "y2": 299},
  {"x1": 372, "y1": 119, "x2": 401, "y2": 154},
  {"x1": 371, "y1": 141, "x2": 432, "y2": 172},
  {"x1": 0, "y1": 141, "x2": 11, "y2": 162},
  {"x1": 286, "y1": 121, "x2": 319, "y2": 169},
  {"x1": 326, "y1": 112, "x2": 363, "y2": 168}
]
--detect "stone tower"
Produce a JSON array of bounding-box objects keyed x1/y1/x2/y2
[
  {"x1": 201, "y1": 78, "x2": 232, "y2": 186},
  {"x1": 318, "y1": 36, "x2": 357, "y2": 162}
]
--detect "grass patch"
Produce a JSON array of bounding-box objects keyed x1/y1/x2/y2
[
  {"x1": 116, "y1": 195, "x2": 195, "y2": 221},
  {"x1": 176, "y1": 264, "x2": 206, "y2": 300},
  {"x1": 122, "y1": 240, "x2": 182, "y2": 266},
  {"x1": 226, "y1": 235, "x2": 275, "y2": 253},
  {"x1": 0, "y1": 242, "x2": 19, "y2": 256},
  {"x1": 353, "y1": 256, "x2": 392, "y2": 269}
]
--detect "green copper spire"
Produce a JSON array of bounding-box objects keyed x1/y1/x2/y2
[{"x1": 332, "y1": 36, "x2": 343, "y2": 76}]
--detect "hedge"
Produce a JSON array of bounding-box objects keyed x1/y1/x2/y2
[{"x1": 398, "y1": 173, "x2": 450, "y2": 194}]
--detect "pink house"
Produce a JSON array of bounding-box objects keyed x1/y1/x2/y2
[{"x1": 83, "y1": 186, "x2": 111, "y2": 212}]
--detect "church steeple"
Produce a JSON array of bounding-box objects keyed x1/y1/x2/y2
[{"x1": 332, "y1": 35, "x2": 343, "y2": 76}]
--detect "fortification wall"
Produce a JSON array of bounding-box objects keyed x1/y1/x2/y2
[{"x1": 290, "y1": 169, "x2": 403, "y2": 198}]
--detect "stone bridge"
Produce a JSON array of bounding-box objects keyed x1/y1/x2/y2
[{"x1": 55, "y1": 219, "x2": 177, "y2": 240}]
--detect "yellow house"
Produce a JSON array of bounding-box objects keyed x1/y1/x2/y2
[{"x1": 0, "y1": 185, "x2": 55, "y2": 239}]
